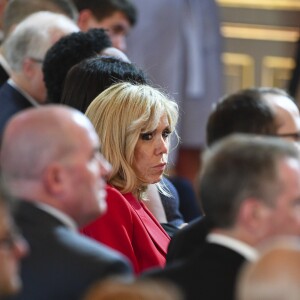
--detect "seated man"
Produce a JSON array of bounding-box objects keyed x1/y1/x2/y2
[
  {"x1": 167, "y1": 87, "x2": 300, "y2": 263},
  {"x1": 145, "y1": 134, "x2": 300, "y2": 300},
  {"x1": 0, "y1": 11, "x2": 78, "y2": 137},
  {"x1": 1, "y1": 105, "x2": 132, "y2": 300}
]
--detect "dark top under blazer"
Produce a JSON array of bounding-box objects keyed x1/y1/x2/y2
[
  {"x1": 145, "y1": 242, "x2": 246, "y2": 300},
  {"x1": 0, "y1": 63, "x2": 9, "y2": 87},
  {"x1": 0, "y1": 82, "x2": 33, "y2": 138},
  {"x1": 8, "y1": 201, "x2": 132, "y2": 300}
]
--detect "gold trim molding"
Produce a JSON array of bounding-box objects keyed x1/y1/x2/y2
[
  {"x1": 262, "y1": 56, "x2": 295, "y2": 86},
  {"x1": 217, "y1": 0, "x2": 300, "y2": 11},
  {"x1": 222, "y1": 53, "x2": 254, "y2": 88},
  {"x1": 222, "y1": 23, "x2": 299, "y2": 42}
]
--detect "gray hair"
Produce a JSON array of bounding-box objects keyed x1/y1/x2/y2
[
  {"x1": 200, "y1": 134, "x2": 300, "y2": 228},
  {"x1": 3, "y1": 0, "x2": 78, "y2": 38},
  {"x1": 3, "y1": 11, "x2": 78, "y2": 72}
]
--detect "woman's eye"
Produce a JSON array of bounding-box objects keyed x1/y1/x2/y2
[
  {"x1": 141, "y1": 133, "x2": 153, "y2": 140},
  {"x1": 162, "y1": 130, "x2": 171, "y2": 139}
]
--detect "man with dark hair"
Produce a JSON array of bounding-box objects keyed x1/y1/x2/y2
[
  {"x1": 43, "y1": 28, "x2": 112, "y2": 104},
  {"x1": 167, "y1": 86, "x2": 300, "y2": 264},
  {"x1": 206, "y1": 88, "x2": 278, "y2": 146},
  {"x1": 73, "y1": 0, "x2": 136, "y2": 52},
  {"x1": 145, "y1": 134, "x2": 300, "y2": 300}
]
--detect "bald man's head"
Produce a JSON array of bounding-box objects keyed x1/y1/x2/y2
[
  {"x1": 1, "y1": 105, "x2": 111, "y2": 225},
  {"x1": 1, "y1": 105, "x2": 96, "y2": 181}
]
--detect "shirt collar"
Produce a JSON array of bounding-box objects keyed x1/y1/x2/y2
[
  {"x1": 8, "y1": 78, "x2": 39, "y2": 107},
  {"x1": 207, "y1": 233, "x2": 258, "y2": 261},
  {"x1": 35, "y1": 202, "x2": 77, "y2": 232}
]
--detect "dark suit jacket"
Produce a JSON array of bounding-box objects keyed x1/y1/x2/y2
[
  {"x1": 0, "y1": 63, "x2": 9, "y2": 87},
  {"x1": 166, "y1": 216, "x2": 208, "y2": 263},
  {"x1": 8, "y1": 201, "x2": 132, "y2": 300},
  {"x1": 145, "y1": 242, "x2": 246, "y2": 300},
  {"x1": 0, "y1": 82, "x2": 33, "y2": 138}
]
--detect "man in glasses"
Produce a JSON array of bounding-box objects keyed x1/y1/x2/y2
[
  {"x1": 206, "y1": 87, "x2": 300, "y2": 148},
  {"x1": 0, "y1": 11, "x2": 78, "y2": 138},
  {"x1": 261, "y1": 87, "x2": 300, "y2": 146},
  {"x1": 167, "y1": 86, "x2": 300, "y2": 264}
]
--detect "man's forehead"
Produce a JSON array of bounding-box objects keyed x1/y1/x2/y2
[{"x1": 264, "y1": 93, "x2": 299, "y2": 114}]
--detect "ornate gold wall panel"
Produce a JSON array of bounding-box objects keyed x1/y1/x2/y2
[
  {"x1": 222, "y1": 23, "x2": 299, "y2": 42},
  {"x1": 222, "y1": 53, "x2": 255, "y2": 91},
  {"x1": 217, "y1": 0, "x2": 300, "y2": 10},
  {"x1": 217, "y1": 0, "x2": 300, "y2": 100},
  {"x1": 262, "y1": 56, "x2": 295, "y2": 87}
]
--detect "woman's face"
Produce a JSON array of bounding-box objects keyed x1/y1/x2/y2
[{"x1": 133, "y1": 113, "x2": 171, "y2": 184}]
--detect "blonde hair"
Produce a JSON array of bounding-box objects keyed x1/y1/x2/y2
[{"x1": 86, "y1": 82, "x2": 178, "y2": 198}]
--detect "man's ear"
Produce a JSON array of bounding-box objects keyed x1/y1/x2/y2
[
  {"x1": 22, "y1": 58, "x2": 35, "y2": 79},
  {"x1": 77, "y1": 9, "x2": 96, "y2": 31},
  {"x1": 42, "y1": 163, "x2": 68, "y2": 197},
  {"x1": 238, "y1": 198, "x2": 270, "y2": 234}
]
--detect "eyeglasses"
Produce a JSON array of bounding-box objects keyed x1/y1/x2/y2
[{"x1": 276, "y1": 132, "x2": 300, "y2": 141}]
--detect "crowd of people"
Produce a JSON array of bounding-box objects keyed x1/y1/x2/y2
[{"x1": 0, "y1": 0, "x2": 299, "y2": 300}]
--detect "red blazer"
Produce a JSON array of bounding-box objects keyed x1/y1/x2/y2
[{"x1": 81, "y1": 185, "x2": 170, "y2": 274}]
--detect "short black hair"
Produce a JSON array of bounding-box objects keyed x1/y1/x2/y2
[
  {"x1": 43, "y1": 28, "x2": 112, "y2": 103},
  {"x1": 61, "y1": 56, "x2": 148, "y2": 112},
  {"x1": 206, "y1": 88, "x2": 278, "y2": 146},
  {"x1": 72, "y1": 0, "x2": 137, "y2": 25}
]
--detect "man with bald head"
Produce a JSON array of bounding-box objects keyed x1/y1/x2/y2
[{"x1": 1, "y1": 105, "x2": 132, "y2": 300}]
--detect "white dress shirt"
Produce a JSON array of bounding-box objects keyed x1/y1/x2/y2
[
  {"x1": 207, "y1": 233, "x2": 258, "y2": 261},
  {"x1": 35, "y1": 202, "x2": 77, "y2": 232}
]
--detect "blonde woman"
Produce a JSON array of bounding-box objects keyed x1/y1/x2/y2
[{"x1": 81, "y1": 82, "x2": 178, "y2": 274}]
